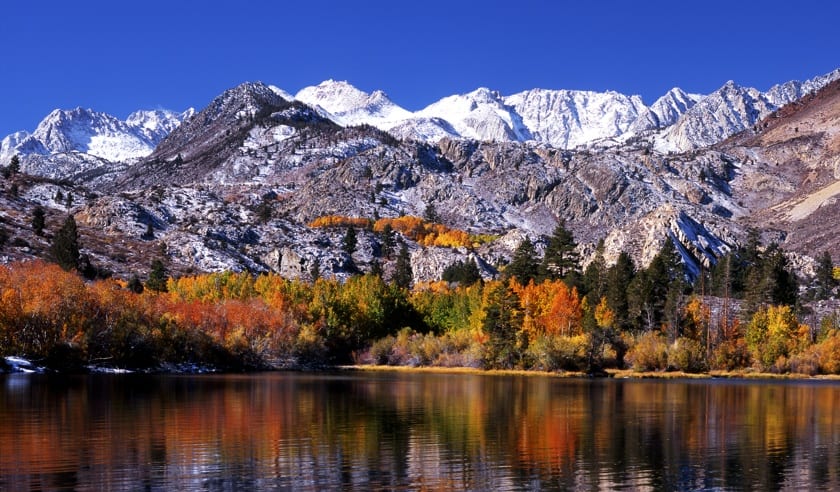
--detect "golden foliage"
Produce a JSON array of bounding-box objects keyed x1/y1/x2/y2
[{"x1": 308, "y1": 215, "x2": 373, "y2": 229}]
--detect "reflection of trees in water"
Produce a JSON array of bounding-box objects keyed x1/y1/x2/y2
[{"x1": 1, "y1": 375, "x2": 840, "y2": 490}]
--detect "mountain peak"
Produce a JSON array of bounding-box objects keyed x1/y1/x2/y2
[{"x1": 295, "y1": 80, "x2": 410, "y2": 127}]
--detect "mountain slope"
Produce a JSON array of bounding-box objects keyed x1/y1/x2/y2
[
  {"x1": 0, "y1": 107, "x2": 190, "y2": 165},
  {"x1": 656, "y1": 69, "x2": 840, "y2": 152},
  {"x1": 295, "y1": 80, "x2": 412, "y2": 127},
  {"x1": 504, "y1": 88, "x2": 659, "y2": 148}
]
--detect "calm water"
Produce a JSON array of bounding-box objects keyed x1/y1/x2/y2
[{"x1": 2, "y1": 372, "x2": 840, "y2": 491}]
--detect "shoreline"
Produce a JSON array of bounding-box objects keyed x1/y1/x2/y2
[
  {"x1": 6, "y1": 355, "x2": 840, "y2": 382},
  {"x1": 341, "y1": 364, "x2": 840, "y2": 381}
]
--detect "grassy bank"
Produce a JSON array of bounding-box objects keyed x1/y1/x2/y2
[{"x1": 342, "y1": 364, "x2": 840, "y2": 382}]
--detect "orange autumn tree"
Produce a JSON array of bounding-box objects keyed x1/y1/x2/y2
[
  {"x1": 514, "y1": 279, "x2": 583, "y2": 343},
  {"x1": 0, "y1": 261, "x2": 93, "y2": 357}
]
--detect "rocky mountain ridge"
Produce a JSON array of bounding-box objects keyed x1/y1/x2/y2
[{"x1": 0, "y1": 69, "x2": 838, "y2": 287}]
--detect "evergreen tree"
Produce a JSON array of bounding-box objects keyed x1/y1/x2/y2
[
  {"x1": 627, "y1": 238, "x2": 683, "y2": 332},
  {"x1": 605, "y1": 251, "x2": 635, "y2": 330},
  {"x1": 31, "y1": 206, "x2": 46, "y2": 236},
  {"x1": 380, "y1": 223, "x2": 395, "y2": 259},
  {"x1": 540, "y1": 221, "x2": 581, "y2": 285},
  {"x1": 8, "y1": 155, "x2": 20, "y2": 175},
  {"x1": 146, "y1": 259, "x2": 168, "y2": 293},
  {"x1": 309, "y1": 259, "x2": 321, "y2": 282},
  {"x1": 482, "y1": 282, "x2": 524, "y2": 369},
  {"x1": 65, "y1": 193, "x2": 73, "y2": 208},
  {"x1": 369, "y1": 259, "x2": 383, "y2": 278},
  {"x1": 505, "y1": 238, "x2": 539, "y2": 285},
  {"x1": 54, "y1": 189, "x2": 64, "y2": 204},
  {"x1": 50, "y1": 214, "x2": 80, "y2": 271},
  {"x1": 743, "y1": 243, "x2": 798, "y2": 316},
  {"x1": 442, "y1": 258, "x2": 481, "y2": 285},
  {"x1": 127, "y1": 275, "x2": 144, "y2": 294},
  {"x1": 393, "y1": 241, "x2": 413, "y2": 289},
  {"x1": 342, "y1": 227, "x2": 357, "y2": 255},
  {"x1": 142, "y1": 222, "x2": 154, "y2": 240},
  {"x1": 815, "y1": 251, "x2": 837, "y2": 300},
  {"x1": 424, "y1": 203, "x2": 439, "y2": 223},
  {"x1": 583, "y1": 239, "x2": 608, "y2": 301}
]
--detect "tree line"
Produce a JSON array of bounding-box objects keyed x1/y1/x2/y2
[{"x1": 1, "y1": 218, "x2": 838, "y2": 375}]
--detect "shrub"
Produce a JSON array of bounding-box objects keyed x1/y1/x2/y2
[
  {"x1": 812, "y1": 330, "x2": 840, "y2": 374},
  {"x1": 709, "y1": 339, "x2": 751, "y2": 371},
  {"x1": 627, "y1": 331, "x2": 668, "y2": 372},
  {"x1": 788, "y1": 349, "x2": 819, "y2": 376},
  {"x1": 526, "y1": 334, "x2": 589, "y2": 372},
  {"x1": 668, "y1": 337, "x2": 708, "y2": 373}
]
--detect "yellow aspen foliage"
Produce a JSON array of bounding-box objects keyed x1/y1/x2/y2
[
  {"x1": 513, "y1": 280, "x2": 582, "y2": 342},
  {"x1": 746, "y1": 305, "x2": 805, "y2": 370},
  {"x1": 594, "y1": 297, "x2": 615, "y2": 329},
  {"x1": 682, "y1": 297, "x2": 711, "y2": 341},
  {"x1": 308, "y1": 215, "x2": 373, "y2": 229}
]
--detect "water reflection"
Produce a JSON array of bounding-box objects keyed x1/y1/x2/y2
[{"x1": 2, "y1": 372, "x2": 840, "y2": 490}]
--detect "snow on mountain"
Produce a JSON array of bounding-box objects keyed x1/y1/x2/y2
[
  {"x1": 295, "y1": 80, "x2": 411, "y2": 128},
  {"x1": 0, "y1": 131, "x2": 29, "y2": 161},
  {"x1": 268, "y1": 85, "x2": 294, "y2": 101},
  {"x1": 648, "y1": 88, "x2": 703, "y2": 129},
  {"x1": 417, "y1": 88, "x2": 532, "y2": 142},
  {"x1": 655, "y1": 82, "x2": 772, "y2": 152},
  {"x1": 0, "y1": 107, "x2": 191, "y2": 164},
  {"x1": 385, "y1": 116, "x2": 459, "y2": 142},
  {"x1": 504, "y1": 89, "x2": 654, "y2": 148},
  {"x1": 655, "y1": 69, "x2": 840, "y2": 152}
]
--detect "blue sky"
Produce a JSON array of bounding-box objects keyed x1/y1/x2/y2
[{"x1": 2, "y1": 0, "x2": 838, "y2": 137}]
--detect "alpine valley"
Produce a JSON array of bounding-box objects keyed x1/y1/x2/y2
[{"x1": 2, "y1": 68, "x2": 840, "y2": 285}]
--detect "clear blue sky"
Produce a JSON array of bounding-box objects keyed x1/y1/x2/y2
[{"x1": 2, "y1": 0, "x2": 838, "y2": 137}]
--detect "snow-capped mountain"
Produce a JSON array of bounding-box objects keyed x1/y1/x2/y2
[
  {"x1": 295, "y1": 80, "x2": 411, "y2": 127},
  {"x1": 655, "y1": 68, "x2": 840, "y2": 152},
  {"x1": 0, "y1": 107, "x2": 192, "y2": 164},
  {"x1": 416, "y1": 87, "x2": 533, "y2": 142},
  {"x1": 5, "y1": 67, "x2": 840, "y2": 172},
  {"x1": 287, "y1": 69, "x2": 840, "y2": 151},
  {"x1": 648, "y1": 88, "x2": 703, "y2": 129},
  {"x1": 504, "y1": 89, "x2": 654, "y2": 148}
]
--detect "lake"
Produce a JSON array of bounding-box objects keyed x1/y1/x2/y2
[{"x1": 1, "y1": 371, "x2": 839, "y2": 491}]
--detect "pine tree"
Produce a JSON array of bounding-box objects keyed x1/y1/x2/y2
[
  {"x1": 146, "y1": 259, "x2": 168, "y2": 292},
  {"x1": 309, "y1": 259, "x2": 321, "y2": 282},
  {"x1": 424, "y1": 203, "x2": 439, "y2": 223},
  {"x1": 127, "y1": 275, "x2": 144, "y2": 294},
  {"x1": 8, "y1": 155, "x2": 20, "y2": 175},
  {"x1": 142, "y1": 222, "x2": 154, "y2": 240},
  {"x1": 342, "y1": 227, "x2": 357, "y2": 255},
  {"x1": 505, "y1": 238, "x2": 539, "y2": 285},
  {"x1": 442, "y1": 258, "x2": 481, "y2": 285},
  {"x1": 31, "y1": 206, "x2": 46, "y2": 236},
  {"x1": 815, "y1": 251, "x2": 837, "y2": 300},
  {"x1": 482, "y1": 282, "x2": 524, "y2": 369},
  {"x1": 627, "y1": 238, "x2": 683, "y2": 332},
  {"x1": 743, "y1": 243, "x2": 797, "y2": 316},
  {"x1": 380, "y1": 223, "x2": 395, "y2": 259},
  {"x1": 50, "y1": 215, "x2": 80, "y2": 271},
  {"x1": 393, "y1": 241, "x2": 413, "y2": 289},
  {"x1": 369, "y1": 259, "x2": 383, "y2": 278},
  {"x1": 540, "y1": 221, "x2": 580, "y2": 285},
  {"x1": 606, "y1": 251, "x2": 635, "y2": 330},
  {"x1": 583, "y1": 239, "x2": 608, "y2": 301}
]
